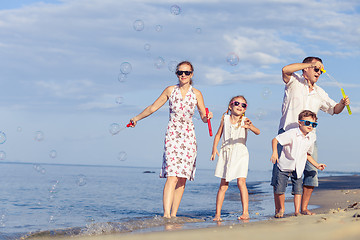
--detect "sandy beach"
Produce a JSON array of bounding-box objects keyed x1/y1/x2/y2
[{"x1": 25, "y1": 175, "x2": 360, "y2": 240}]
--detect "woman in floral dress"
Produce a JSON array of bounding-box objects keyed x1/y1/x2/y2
[{"x1": 129, "y1": 61, "x2": 213, "y2": 218}]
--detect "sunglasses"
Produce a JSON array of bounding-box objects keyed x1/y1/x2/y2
[
  {"x1": 231, "y1": 101, "x2": 247, "y2": 108},
  {"x1": 313, "y1": 67, "x2": 323, "y2": 74},
  {"x1": 176, "y1": 71, "x2": 192, "y2": 76},
  {"x1": 299, "y1": 120, "x2": 318, "y2": 128}
]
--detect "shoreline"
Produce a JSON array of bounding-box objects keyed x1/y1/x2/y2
[{"x1": 24, "y1": 174, "x2": 360, "y2": 240}]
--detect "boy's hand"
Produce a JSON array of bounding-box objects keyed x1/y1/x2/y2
[
  {"x1": 270, "y1": 153, "x2": 278, "y2": 164},
  {"x1": 317, "y1": 163, "x2": 327, "y2": 171},
  {"x1": 211, "y1": 149, "x2": 219, "y2": 161}
]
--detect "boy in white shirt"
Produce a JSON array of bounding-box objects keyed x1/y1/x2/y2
[{"x1": 270, "y1": 110, "x2": 326, "y2": 218}]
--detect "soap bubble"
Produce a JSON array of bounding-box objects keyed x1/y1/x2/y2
[
  {"x1": 118, "y1": 73, "x2": 127, "y2": 83},
  {"x1": 33, "y1": 164, "x2": 46, "y2": 174},
  {"x1": 144, "y1": 43, "x2": 151, "y2": 51},
  {"x1": 133, "y1": 19, "x2": 144, "y2": 31},
  {"x1": 155, "y1": 25, "x2": 163, "y2": 32},
  {"x1": 226, "y1": 52, "x2": 239, "y2": 66},
  {"x1": 120, "y1": 62, "x2": 132, "y2": 75},
  {"x1": 154, "y1": 57, "x2": 165, "y2": 69},
  {"x1": 195, "y1": 28, "x2": 202, "y2": 34},
  {"x1": 255, "y1": 108, "x2": 268, "y2": 120},
  {"x1": 0, "y1": 210, "x2": 7, "y2": 227},
  {"x1": 34, "y1": 131, "x2": 44, "y2": 141},
  {"x1": 118, "y1": 151, "x2": 127, "y2": 161},
  {"x1": 49, "y1": 150, "x2": 57, "y2": 159},
  {"x1": 115, "y1": 96, "x2": 124, "y2": 104},
  {"x1": 261, "y1": 87, "x2": 272, "y2": 100},
  {"x1": 48, "y1": 180, "x2": 60, "y2": 194},
  {"x1": 168, "y1": 61, "x2": 178, "y2": 72},
  {"x1": 109, "y1": 123, "x2": 121, "y2": 135},
  {"x1": 170, "y1": 5, "x2": 181, "y2": 15},
  {"x1": 76, "y1": 174, "x2": 87, "y2": 186},
  {"x1": 17, "y1": 127, "x2": 22, "y2": 132},
  {"x1": 0, "y1": 151, "x2": 6, "y2": 160},
  {"x1": 0, "y1": 132, "x2": 6, "y2": 144}
]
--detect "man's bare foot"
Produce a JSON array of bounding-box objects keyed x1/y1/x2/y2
[
  {"x1": 238, "y1": 213, "x2": 250, "y2": 220},
  {"x1": 294, "y1": 212, "x2": 302, "y2": 216},
  {"x1": 301, "y1": 209, "x2": 316, "y2": 215},
  {"x1": 213, "y1": 215, "x2": 223, "y2": 221}
]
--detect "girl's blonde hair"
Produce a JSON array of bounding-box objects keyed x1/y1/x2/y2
[{"x1": 225, "y1": 95, "x2": 247, "y2": 128}]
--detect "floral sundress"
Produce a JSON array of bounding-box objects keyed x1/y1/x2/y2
[{"x1": 160, "y1": 85, "x2": 197, "y2": 181}]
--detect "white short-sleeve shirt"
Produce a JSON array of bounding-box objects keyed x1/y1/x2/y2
[
  {"x1": 276, "y1": 128, "x2": 316, "y2": 178},
  {"x1": 279, "y1": 73, "x2": 337, "y2": 131}
]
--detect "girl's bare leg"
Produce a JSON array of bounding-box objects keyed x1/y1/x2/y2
[
  {"x1": 163, "y1": 176, "x2": 178, "y2": 218},
  {"x1": 170, "y1": 177, "x2": 187, "y2": 217},
  {"x1": 213, "y1": 179, "x2": 228, "y2": 221},
  {"x1": 237, "y1": 178, "x2": 249, "y2": 220}
]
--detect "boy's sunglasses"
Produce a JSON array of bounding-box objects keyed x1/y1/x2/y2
[
  {"x1": 176, "y1": 71, "x2": 192, "y2": 76},
  {"x1": 231, "y1": 101, "x2": 247, "y2": 108},
  {"x1": 299, "y1": 120, "x2": 318, "y2": 128},
  {"x1": 313, "y1": 67, "x2": 322, "y2": 74}
]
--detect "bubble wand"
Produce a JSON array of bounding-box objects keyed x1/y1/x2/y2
[
  {"x1": 205, "y1": 108, "x2": 213, "y2": 137},
  {"x1": 321, "y1": 68, "x2": 352, "y2": 115}
]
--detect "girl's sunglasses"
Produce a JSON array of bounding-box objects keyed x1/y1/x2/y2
[
  {"x1": 299, "y1": 120, "x2": 318, "y2": 128},
  {"x1": 231, "y1": 101, "x2": 247, "y2": 108},
  {"x1": 176, "y1": 71, "x2": 192, "y2": 76}
]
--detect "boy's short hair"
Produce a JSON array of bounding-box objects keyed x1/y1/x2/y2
[
  {"x1": 302, "y1": 56, "x2": 323, "y2": 64},
  {"x1": 298, "y1": 110, "x2": 318, "y2": 121}
]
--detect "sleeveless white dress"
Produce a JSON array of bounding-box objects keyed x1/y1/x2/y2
[
  {"x1": 215, "y1": 115, "x2": 249, "y2": 182},
  {"x1": 160, "y1": 85, "x2": 197, "y2": 181}
]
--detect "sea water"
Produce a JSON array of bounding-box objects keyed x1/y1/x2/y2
[{"x1": 0, "y1": 163, "x2": 356, "y2": 239}]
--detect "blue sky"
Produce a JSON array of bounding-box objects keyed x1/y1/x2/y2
[{"x1": 0, "y1": 0, "x2": 359, "y2": 172}]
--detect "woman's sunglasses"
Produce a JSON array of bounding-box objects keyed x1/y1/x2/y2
[
  {"x1": 176, "y1": 71, "x2": 192, "y2": 76},
  {"x1": 299, "y1": 120, "x2": 318, "y2": 128},
  {"x1": 231, "y1": 101, "x2": 247, "y2": 108}
]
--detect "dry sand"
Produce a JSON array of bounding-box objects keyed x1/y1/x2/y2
[{"x1": 25, "y1": 175, "x2": 360, "y2": 240}]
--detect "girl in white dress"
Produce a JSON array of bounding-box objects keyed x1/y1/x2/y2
[{"x1": 211, "y1": 95, "x2": 260, "y2": 221}]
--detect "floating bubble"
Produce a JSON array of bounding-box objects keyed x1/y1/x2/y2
[
  {"x1": 76, "y1": 174, "x2": 87, "y2": 186},
  {"x1": 0, "y1": 210, "x2": 7, "y2": 227},
  {"x1": 33, "y1": 164, "x2": 46, "y2": 174},
  {"x1": 155, "y1": 25, "x2": 163, "y2": 32},
  {"x1": 0, "y1": 151, "x2": 6, "y2": 160},
  {"x1": 17, "y1": 127, "x2": 22, "y2": 132},
  {"x1": 261, "y1": 87, "x2": 272, "y2": 100},
  {"x1": 133, "y1": 19, "x2": 144, "y2": 31},
  {"x1": 49, "y1": 150, "x2": 57, "y2": 159},
  {"x1": 48, "y1": 215, "x2": 55, "y2": 224},
  {"x1": 34, "y1": 131, "x2": 44, "y2": 141},
  {"x1": 144, "y1": 43, "x2": 151, "y2": 51},
  {"x1": 170, "y1": 5, "x2": 181, "y2": 15},
  {"x1": 0, "y1": 132, "x2": 6, "y2": 144},
  {"x1": 120, "y1": 62, "x2": 132, "y2": 75},
  {"x1": 195, "y1": 28, "x2": 202, "y2": 34},
  {"x1": 226, "y1": 52, "x2": 239, "y2": 66},
  {"x1": 118, "y1": 73, "x2": 127, "y2": 83},
  {"x1": 48, "y1": 180, "x2": 59, "y2": 194},
  {"x1": 109, "y1": 123, "x2": 121, "y2": 135},
  {"x1": 255, "y1": 108, "x2": 268, "y2": 120},
  {"x1": 118, "y1": 151, "x2": 127, "y2": 161},
  {"x1": 154, "y1": 57, "x2": 165, "y2": 69},
  {"x1": 115, "y1": 96, "x2": 124, "y2": 104},
  {"x1": 168, "y1": 61, "x2": 178, "y2": 72}
]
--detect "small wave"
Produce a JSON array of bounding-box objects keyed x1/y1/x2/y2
[{"x1": 21, "y1": 216, "x2": 205, "y2": 239}]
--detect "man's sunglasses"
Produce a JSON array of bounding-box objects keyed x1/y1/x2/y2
[
  {"x1": 299, "y1": 120, "x2": 318, "y2": 128},
  {"x1": 176, "y1": 71, "x2": 192, "y2": 76},
  {"x1": 231, "y1": 101, "x2": 247, "y2": 108},
  {"x1": 313, "y1": 67, "x2": 323, "y2": 74}
]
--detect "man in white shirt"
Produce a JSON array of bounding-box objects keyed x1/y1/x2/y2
[{"x1": 275, "y1": 56, "x2": 350, "y2": 215}]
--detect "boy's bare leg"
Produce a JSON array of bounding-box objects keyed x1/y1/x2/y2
[
  {"x1": 274, "y1": 193, "x2": 285, "y2": 218},
  {"x1": 163, "y1": 176, "x2": 178, "y2": 218},
  {"x1": 170, "y1": 177, "x2": 187, "y2": 217},
  {"x1": 301, "y1": 186, "x2": 315, "y2": 215},
  {"x1": 237, "y1": 178, "x2": 249, "y2": 220},
  {"x1": 213, "y1": 179, "x2": 228, "y2": 221},
  {"x1": 294, "y1": 194, "x2": 302, "y2": 216}
]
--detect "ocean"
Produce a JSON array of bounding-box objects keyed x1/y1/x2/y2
[{"x1": 0, "y1": 162, "x2": 356, "y2": 239}]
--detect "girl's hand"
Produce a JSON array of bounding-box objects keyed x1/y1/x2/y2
[
  {"x1": 242, "y1": 118, "x2": 253, "y2": 129},
  {"x1": 317, "y1": 163, "x2": 327, "y2": 171},
  {"x1": 211, "y1": 149, "x2": 219, "y2": 161},
  {"x1": 270, "y1": 153, "x2": 278, "y2": 164}
]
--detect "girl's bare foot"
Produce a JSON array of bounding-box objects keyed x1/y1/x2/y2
[
  {"x1": 238, "y1": 213, "x2": 250, "y2": 220},
  {"x1": 213, "y1": 215, "x2": 223, "y2": 221}
]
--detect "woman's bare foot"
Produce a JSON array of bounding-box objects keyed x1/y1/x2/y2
[
  {"x1": 238, "y1": 213, "x2": 250, "y2": 220},
  {"x1": 301, "y1": 209, "x2": 316, "y2": 215}
]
